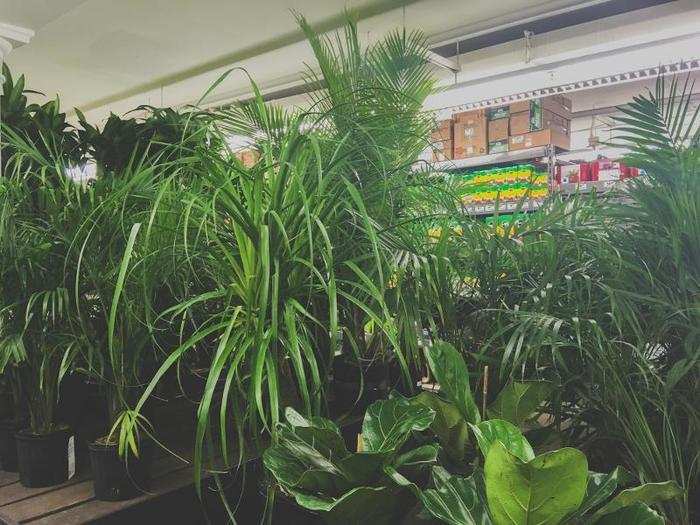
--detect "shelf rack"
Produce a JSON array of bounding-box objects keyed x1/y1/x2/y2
[
  {"x1": 415, "y1": 146, "x2": 551, "y2": 172},
  {"x1": 415, "y1": 145, "x2": 630, "y2": 217}
]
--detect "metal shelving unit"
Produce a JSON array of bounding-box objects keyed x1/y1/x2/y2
[
  {"x1": 558, "y1": 180, "x2": 622, "y2": 195},
  {"x1": 461, "y1": 198, "x2": 545, "y2": 217},
  {"x1": 418, "y1": 145, "x2": 633, "y2": 217},
  {"x1": 421, "y1": 146, "x2": 551, "y2": 172}
]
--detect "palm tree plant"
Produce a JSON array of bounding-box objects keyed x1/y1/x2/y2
[
  {"x1": 132, "y1": 13, "x2": 439, "y2": 493},
  {"x1": 0, "y1": 117, "x2": 84, "y2": 486}
]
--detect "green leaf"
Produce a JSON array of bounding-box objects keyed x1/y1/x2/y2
[
  {"x1": 414, "y1": 391, "x2": 470, "y2": 462},
  {"x1": 291, "y1": 485, "x2": 416, "y2": 525},
  {"x1": 487, "y1": 381, "x2": 553, "y2": 426},
  {"x1": 422, "y1": 466, "x2": 492, "y2": 525},
  {"x1": 574, "y1": 467, "x2": 633, "y2": 517},
  {"x1": 592, "y1": 480, "x2": 683, "y2": 519},
  {"x1": 593, "y1": 503, "x2": 665, "y2": 525},
  {"x1": 285, "y1": 406, "x2": 341, "y2": 433},
  {"x1": 394, "y1": 443, "x2": 440, "y2": 470},
  {"x1": 485, "y1": 442, "x2": 588, "y2": 525},
  {"x1": 471, "y1": 419, "x2": 534, "y2": 462},
  {"x1": 362, "y1": 396, "x2": 435, "y2": 453},
  {"x1": 425, "y1": 340, "x2": 481, "y2": 424}
]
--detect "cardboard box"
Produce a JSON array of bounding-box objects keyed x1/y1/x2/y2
[
  {"x1": 509, "y1": 111, "x2": 536, "y2": 136},
  {"x1": 488, "y1": 118, "x2": 509, "y2": 142},
  {"x1": 453, "y1": 109, "x2": 486, "y2": 124},
  {"x1": 509, "y1": 128, "x2": 570, "y2": 151},
  {"x1": 542, "y1": 94, "x2": 572, "y2": 117},
  {"x1": 510, "y1": 108, "x2": 569, "y2": 136},
  {"x1": 432, "y1": 139, "x2": 453, "y2": 162},
  {"x1": 488, "y1": 139, "x2": 509, "y2": 154},
  {"x1": 431, "y1": 119, "x2": 453, "y2": 142},
  {"x1": 510, "y1": 95, "x2": 571, "y2": 119},
  {"x1": 431, "y1": 119, "x2": 454, "y2": 161},
  {"x1": 453, "y1": 110, "x2": 487, "y2": 158},
  {"x1": 487, "y1": 106, "x2": 509, "y2": 120}
]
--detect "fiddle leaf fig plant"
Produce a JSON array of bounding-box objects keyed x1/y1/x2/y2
[
  {"x1": 420, "y1": 425, "x2": 682, "y2": 525},
  {"x1": 263, "y1": 398, "x2": 437, "y2": 524},
  {"x1": 418, "y1": 340, "x2": 552, "y2": 464}
]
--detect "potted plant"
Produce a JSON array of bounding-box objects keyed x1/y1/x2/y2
[
  {"x1": 70, "y1": 162, "x2": 189, "y2": 500},
  {"x1": 73, "y1": 216, "x2": 155, "y2": 501},
  {"x1": 0, "y1": 338, "x2": 26, "y2": 471},
  {"x1": 264, "y1": 398, "x2": 438, "y2": 524},
  {"x1": 12, "y1": 306, "x2": 78, "y2": 488},
  {"x1": 0, "y1": 141, "x2": 81, "y2": 486}
]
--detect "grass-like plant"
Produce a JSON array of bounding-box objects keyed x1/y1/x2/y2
[{"x1": 130, "y1": 13, "x2": 439, "y2": 492}]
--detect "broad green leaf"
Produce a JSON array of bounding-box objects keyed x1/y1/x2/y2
[
  {"x1": 291, "y1": 484, "x2": 416, "y2": 525},
  {"x1": 574, "y1": 467, "x2": 633, "y2": 518},
  {"x1": 485, "y1": 442, "x2": 588, "y2": 525},
  {"x1": 593, "y1": 502, "x2": 665, "y2": 525},
  {"x1": 285, "y1": 406, "x2": 340, "y2": 433},
  {"x1": 425, "y1": 340, "x2": 481, "y2": 424},
  {"x1": 592, "y1": 480, "x2": 683, "y2": 519},
  {"x1": 414, "y1": 391, "x2": 470, "y2": 462},
  {"x1": 362, "y1": 396, "x2": 435, "y2": 452},
  {"x1": 422, "y1": 466, "x2": 492, "y2": 525},
  {"x1": 264, "y1": 410, "x2": 352, "y2": 494},
  {"x1": 263, "y1": 444, "x2": 350, "y2": 495},
  {"x1": 394, "y1": 443, "x2": 440, "y2": 470},
  {"x1": 338, "y1": 452, "x2": 391, "y2": 486},
  {"x1": 487, "y1": 381, "x2": 553, "y2": 426},
  {"x1": 470, "y1": 419, "x2": 534, "y2": 462}
]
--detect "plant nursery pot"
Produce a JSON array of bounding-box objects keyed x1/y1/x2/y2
[
  {"x1": 0, "y1": 419, "x2": 23, "y2": 472},
  {"x1": 89, "y1": 440, "x2": 150, "y2": 501},
  {"x1": 15, "y1": 427, "x2": 72, "y2": 487}
]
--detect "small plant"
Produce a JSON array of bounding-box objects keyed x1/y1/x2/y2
[
  {"x1": 263, "y1": 398, "x2": 438, "y2": 524},
  {"x1": 421, "y1": 430, "x2": 682, "y2": 525}
]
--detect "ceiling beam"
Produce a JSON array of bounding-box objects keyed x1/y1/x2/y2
[
  {"x1": 71, "y1": 0, "x2": 422, "y2": 116},
  {"x1": 0, "y1": 21, "x2": 34, "y2": 47}
]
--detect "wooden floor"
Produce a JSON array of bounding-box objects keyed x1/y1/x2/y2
[{"x1": 0, "y1": 452, "x2": 204, "y2": 524}]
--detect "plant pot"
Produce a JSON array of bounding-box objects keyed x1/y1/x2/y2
[
  {"x1": 15, "y1": 427, "x2": 71, "y2": 487},
  {"x1": 89, "y1": 441, "x2": 150, "y2": 501},
  {"x1": 0, "y1": 419, "x2": 23, "y2": 472}
]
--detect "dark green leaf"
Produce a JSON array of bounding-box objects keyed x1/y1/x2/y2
[
  {"x1": 425, "y1": 340, "x2": 481, "y2": 424},
  {"x1": 592, "y1": 480, "x2": 683, "y2": 519},
  {"x1": 362, "y1": 396, "x2": 435, "y2": 452},
  {"x1": 422, "y1": 466, "x2": 492, "y2": 525},
  {"x1": 593, "y1": 503, "x2": 665, "y2": 525},
  {"x1": 414, "y1": 391, "x2": 470, "y2": 462}
]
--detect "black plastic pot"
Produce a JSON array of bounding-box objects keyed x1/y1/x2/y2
[
  {"x1": 15, "y1": 427, "x2": 71, "y2": 487},
  {"x1": 0, "y1": 419, "x2": 22, "y2": 472},
  {"x1": 89, "y1": 441, "x2": 150, "y2": 501}
]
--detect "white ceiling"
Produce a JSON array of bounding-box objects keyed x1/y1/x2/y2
[{"x1": 2, "y1": 0, "x2": 589, "y2": 122}]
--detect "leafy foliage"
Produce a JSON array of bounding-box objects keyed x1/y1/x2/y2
[{"x1": 263, "y1": 401, "x2": 436, "y2": 524}]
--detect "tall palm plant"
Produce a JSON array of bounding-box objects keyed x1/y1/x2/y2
[
  {"x1": 134, "y1": 14, "x2": 438, "y2": 490},
  {"x1": 0, "y1": 127, "x2": 84, "y2": 436}
]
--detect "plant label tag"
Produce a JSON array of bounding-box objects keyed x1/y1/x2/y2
[{"x1": 68, "y1": 435, "x2": 76, "y2": 479}]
